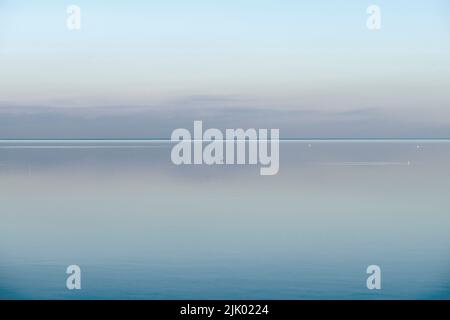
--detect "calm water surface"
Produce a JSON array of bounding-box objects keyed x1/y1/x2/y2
[{"x1": 0, "y1": 140, "x2": 450, "y2": 299}]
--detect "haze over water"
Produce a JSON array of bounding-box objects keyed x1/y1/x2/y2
[{"x1": 1, "y1": 0, "x2": 450, "y2": 300}]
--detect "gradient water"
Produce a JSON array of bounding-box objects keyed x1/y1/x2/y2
[{"x1": 0, "y1": 140, "x2": 450, "y2": 299}]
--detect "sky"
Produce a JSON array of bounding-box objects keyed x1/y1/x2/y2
[{"x1": 0, "y1": 0, "x2": 449, "y2": 137}]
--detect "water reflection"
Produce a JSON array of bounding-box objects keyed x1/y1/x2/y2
[{"x1": 0, "y1": 140, "x2": 449, "y2": 299}]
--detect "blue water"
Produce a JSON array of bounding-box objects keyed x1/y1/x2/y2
[{"x1": 0, "y1": 140, "x2": 450, "y2": 299}]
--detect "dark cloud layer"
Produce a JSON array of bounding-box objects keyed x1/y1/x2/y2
[{"x1": 0, "y1": 105, "x2": 449, "y2": 139}]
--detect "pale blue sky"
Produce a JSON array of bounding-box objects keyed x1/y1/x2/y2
[{"x1": 0, "y1": 0, "x2": 449, "y2": 137}]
